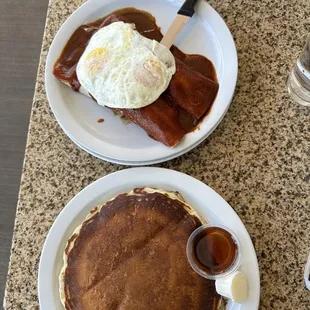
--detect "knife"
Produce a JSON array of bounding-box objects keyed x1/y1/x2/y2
[{"x1": 160, "y1": 0, "x2": 200, "y2": 49}]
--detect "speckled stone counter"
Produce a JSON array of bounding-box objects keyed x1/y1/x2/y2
[{"x1": 3, "y1": 0, "x2": 310, "y2": 309}]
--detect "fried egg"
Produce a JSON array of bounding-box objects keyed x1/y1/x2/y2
[{"x1": 76, "y1": 22, "x2": 176, "y2": 109}]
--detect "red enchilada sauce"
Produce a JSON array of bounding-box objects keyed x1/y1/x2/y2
[{"x1": 53, "y1": 8, "x2": 218, "y2": 145}]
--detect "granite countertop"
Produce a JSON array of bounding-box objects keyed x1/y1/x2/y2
[{"x1": 3, "y1": 0, "x2": 310, "y2": 309}]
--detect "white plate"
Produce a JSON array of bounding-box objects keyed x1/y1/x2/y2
[
  {"x1": 65, "y1": 127, "x2": 199, "y2": 166},
  {"x1": 68, "y1": 129, "x2": 152, "y2": 166},
  {"x1": 45, "y1": 0, "x2": 238, "y2": 164},
  {"x1": 38, "y1": 168, "x2": 260, "y2": 310}
]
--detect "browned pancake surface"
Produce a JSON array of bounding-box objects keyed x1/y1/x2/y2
[{"x1": 63, "y1": 188, "x2": 220, "y2": 309}]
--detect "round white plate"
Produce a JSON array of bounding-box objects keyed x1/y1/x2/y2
[
  {"x1": 38, "y1": 168, "x2": 260, "y2": 310},
  {"x1": 65, "y1": 127, "x2": 199, "y2": 166},
  {"x1": 45, "y1": 0, "x2": 238, "y2": 164}
]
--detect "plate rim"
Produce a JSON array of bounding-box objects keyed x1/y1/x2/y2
[
  {"x1": 45, "y1": 0, "x2": 238, "y2": 164},
  {"x1": 38, "y1": 167, "x2": 260, "y2": 310}
]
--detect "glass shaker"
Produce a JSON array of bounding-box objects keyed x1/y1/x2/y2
[{"x1": 287, "y1": 34, "x2": 310, "y2": 106}]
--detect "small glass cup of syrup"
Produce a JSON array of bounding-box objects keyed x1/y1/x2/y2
[{"x1": 186, "y1": 224, "x2": 241, "y2": 280}]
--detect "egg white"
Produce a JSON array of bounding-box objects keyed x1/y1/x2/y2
[{"x1": 76, "y1": 22, "x2": 176, "y2": 109}]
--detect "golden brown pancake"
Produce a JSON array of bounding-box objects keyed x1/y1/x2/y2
[{"x1": 60, "y1": 188, "x2": 221, "y2": 310}]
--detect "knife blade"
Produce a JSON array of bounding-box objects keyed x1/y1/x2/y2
[{"x1": 160, "y1": 0, "x2": 200, "y2": 48}]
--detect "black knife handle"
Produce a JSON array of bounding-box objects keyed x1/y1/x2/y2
[{"x1": 178, "y1": 0, "x2": 199, "y2": 17}]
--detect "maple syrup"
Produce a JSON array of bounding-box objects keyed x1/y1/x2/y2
[{"x1": 187, "y1": 225, "x2": 240, "y2": 278}]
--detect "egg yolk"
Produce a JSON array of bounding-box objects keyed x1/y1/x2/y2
[
  {"x1": 85, "y1": 48, "x2": 108, "y2": 75},
  {"x1": 135, "y1": 59, "x2": 163, "y2": 88}
]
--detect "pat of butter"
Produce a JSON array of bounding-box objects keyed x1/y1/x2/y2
[{"x1": 215, "y1": 271, "x2": 248, "y2": 303}]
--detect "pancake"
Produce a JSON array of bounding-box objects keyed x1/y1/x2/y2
[{"x1": 59, "y1": 187, "x2": 222, "y2": 310}]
